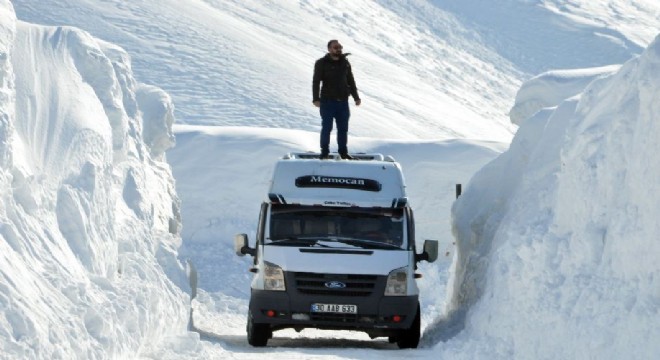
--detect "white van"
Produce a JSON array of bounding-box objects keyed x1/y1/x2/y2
[{"x1": 235, "y1": 152, "x2": 438, "y2": 348}]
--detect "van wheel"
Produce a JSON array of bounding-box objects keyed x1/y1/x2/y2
[
  {"x1": 247, "y1": 312, "x2": 271, "y2": 347},
  {"x1": 387, "y1": 335, "x2": 396, "y2": 343},
  {"x1": 396, "y1": 304, "x2": 420, "y2": 349}
]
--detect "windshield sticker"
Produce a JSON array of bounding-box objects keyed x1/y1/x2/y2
[{"x1": 323, "y1": 200, "x2": 355, "y2": 206}]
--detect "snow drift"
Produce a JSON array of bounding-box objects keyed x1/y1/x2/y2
[
  {"x1": 0, "y1": 1, "x2": 189, "y2": 358},
  {"x1": 509, "y1": 65, "x2": 620, "y2": 125},
  {"x1": 439, "y1": 34, "x2": 660, "y2": 358}
]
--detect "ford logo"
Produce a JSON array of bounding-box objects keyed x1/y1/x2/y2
[{"x1": 324, "y1": 281, "x2": 346, "y2": 289}]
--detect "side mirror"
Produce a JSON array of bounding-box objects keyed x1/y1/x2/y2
[
  {"x1": 423, "y1": 240, "x2": 438, "y2": 263},
  {"x1": 234, "y1": 233, "x2": 255, "y2": 257},
  {"x1": 415, "y1": 240, "x2": 438, "y2": 263}
]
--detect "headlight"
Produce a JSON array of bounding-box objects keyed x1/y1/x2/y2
[
  {"x1": 384, "y1": 267, "x2": 407, "y2": 296},
  {"x1": 264, "y1": 262, "x2": 286, "y2": 291}
]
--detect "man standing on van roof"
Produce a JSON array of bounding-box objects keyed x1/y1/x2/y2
[{"x1": 313, "y1": 39, "x2": 361, "y2": 160}]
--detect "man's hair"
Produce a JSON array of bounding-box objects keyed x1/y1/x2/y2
[{"x1": 327, "y1": 39, "x2": 339, "y2": 49}]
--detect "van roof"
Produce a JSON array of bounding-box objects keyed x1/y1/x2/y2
[{"x1": 268, "y1": 152, "x2": 408, "y2": 208}]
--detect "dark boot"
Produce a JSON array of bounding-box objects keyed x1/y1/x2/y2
[
  {"x1": 320, "y1": 150, "x2": 330, "y2": 160},
  {"x1": 339, "y1": 152, "x2": 353, "y2": 160}
]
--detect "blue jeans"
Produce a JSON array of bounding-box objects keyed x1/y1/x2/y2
[{"x1": 319, "y1": 99, "x2": 350, "y2": 154}]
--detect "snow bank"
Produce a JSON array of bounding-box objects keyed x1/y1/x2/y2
[
  {"x1": 509, "y1": 65, "x2": 619, "y2": 125},
  {"x1": 0, "y1": 2, "x2": 190, "y2": 358},
  {"x1": 0, "y1": 0, "x2": 15, "y2": 173},
  {"x1": 440, "y1": 33, "x2": 660, "y2": 358}
]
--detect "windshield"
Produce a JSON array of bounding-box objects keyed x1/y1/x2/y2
[{"x1": 267, "y1": 205, "x2": 405, "y2": 249}]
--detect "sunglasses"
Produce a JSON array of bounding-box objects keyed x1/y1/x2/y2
[{"x1": 332, "y1": 45, "x2": 343, "y2": 50}]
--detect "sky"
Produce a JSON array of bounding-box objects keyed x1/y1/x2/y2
[{"x1": 2, "y1": 0, "x2": 660, "y2": 359}]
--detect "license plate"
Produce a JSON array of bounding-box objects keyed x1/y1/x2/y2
[{"x1": 311, "y1": 303, "x2": 357, "y2": 314}]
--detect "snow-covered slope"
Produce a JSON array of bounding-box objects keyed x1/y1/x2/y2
[
  {"x1": 11, "y1": 0, "x2": 520, "y2": 142},
  {"x1": 12, "y1": 1, "x2": 657, "y2": 145},
  {"x1": 442, "y1": 34, "x2": 660, "y2": 359},
  {"x1": 0, "y1": 1, "x2": 190, "y2": 358},
  {"x1": 430, "y1": 0, "x2": 656, "y2": 75}
]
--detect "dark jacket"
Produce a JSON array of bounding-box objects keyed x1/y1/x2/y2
[{"x1": 312, "y1": 54, "x2": 360, "y2": 102}]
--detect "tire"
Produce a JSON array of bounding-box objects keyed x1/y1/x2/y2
[
  {"x1": 396, "y1": 303, "x2": 421, "y2": 349},
  {"x1": 247, "y1": 312, "x2": 271, "y2": 347},
  {"x1": 387, "y1": 335, "x2": 396, "y2": 343}
]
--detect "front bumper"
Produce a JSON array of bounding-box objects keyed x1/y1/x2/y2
[{"x1": 249, "y1": 272, "x2": 418, "y2": 335}]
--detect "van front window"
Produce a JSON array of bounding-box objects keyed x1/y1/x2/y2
[{"x1": 268, "y1": 205, "x2": 404, "y2": 248}]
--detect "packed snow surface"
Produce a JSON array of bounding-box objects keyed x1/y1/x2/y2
[{"x1": 1, "y1": 0, "x2": 660, "y2": 359}]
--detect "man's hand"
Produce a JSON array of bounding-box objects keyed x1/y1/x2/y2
[
  {"x1": 313, "y1": 100, "x2": 320, "y2": 107},
  {"x1": 355, "y1": 99, "x2": 362, "y2": 106}
]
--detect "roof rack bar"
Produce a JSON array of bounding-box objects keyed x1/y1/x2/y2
[{"x1": 284, "y1": 152, "x2": 393, "y2": 162}]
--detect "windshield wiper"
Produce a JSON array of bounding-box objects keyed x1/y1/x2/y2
[
  {"x1": 267, "y1": 236, "x2": 400, "y2": 249},
  {"x1": 267, "y1": 237, "x2": 329, "y2": 247},
  {"x1": 331, "y1": 237, "x2": 401, "y2": 250}
]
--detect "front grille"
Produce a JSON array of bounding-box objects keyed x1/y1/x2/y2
[{"x1": 294, "y1": 272, "x2": 377, "y2": 297}]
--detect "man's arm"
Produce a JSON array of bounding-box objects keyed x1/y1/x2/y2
[
  {"x1": 312, "y1": 59, "x2": 322, "y2": 103},
  {"x1": 346, "y1": 61, "x2": 361, "y2": 105}
]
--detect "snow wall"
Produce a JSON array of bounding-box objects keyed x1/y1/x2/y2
[
  {"x1": 0, "y1": 1, "x2": 189, "y2": 358},
  {"x1": 430, "y1": 34, "x2": 660, "y2": 358}
]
